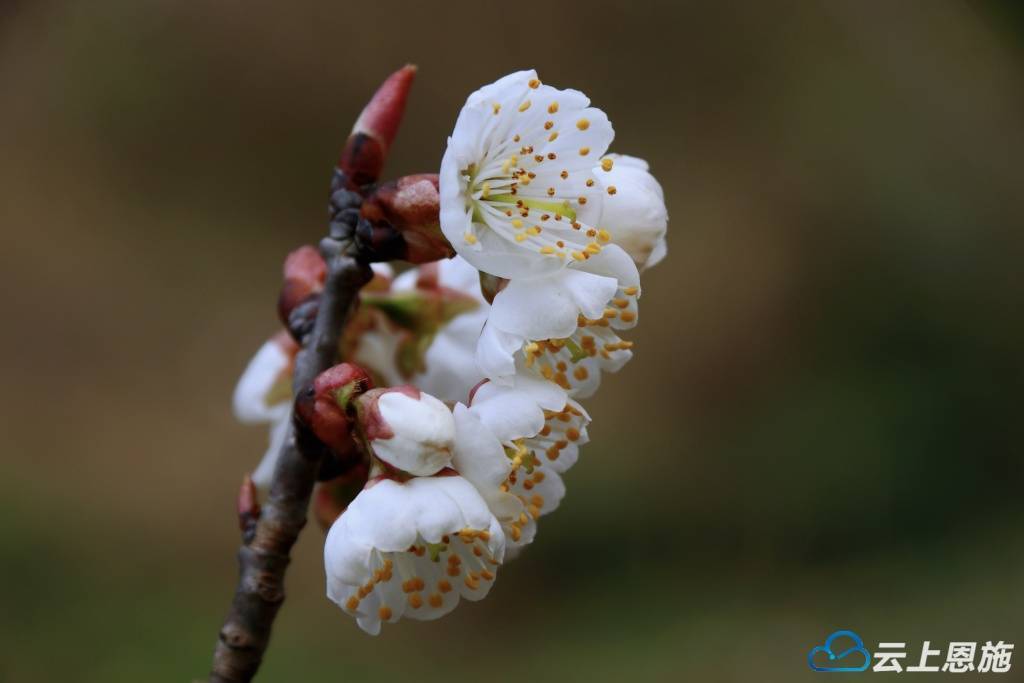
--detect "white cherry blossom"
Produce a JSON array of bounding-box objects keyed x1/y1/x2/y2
[
  {"x1": 475, "y1": 245, "x2": 641, "y2": 396},
  {"x1": 440, "y1": 69, "x2": 614, "y2": 280},
  {"x1": 325, "y1": 473, "x2": 505, "y2": 635},
  {"x1": 452, "y1": 381, "x2": 589, "y2": 553}
]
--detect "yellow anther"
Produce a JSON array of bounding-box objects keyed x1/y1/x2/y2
[
  {"x1": 409, "y1": 593, "x2": 423, "y2": 609},
  {"x1": 601, "y1": 158, "x2": 614, "y2": 172},
  {"x1": 428, "y1": 593, "x2": 443, "y2": 608},
  {"x1": 540, "y1": 246, "x2": 555, "y2": 255},
  {"x1": 623, "y1": 286, "x2": 639, "y2": 295},
  {"x1": 480, "y1": 570, "x2": 495, "y2": 581},
  {"x1": 526, "y1": 226, "x2": 541, "y2": 236},
  {"x1": 518, "y1": 100, "x2": 532, "y2": 112},
  {"x1": 510, "y1": 525, "x2": 522, "y2": 541},
  {"x1": 585, "y1": 242, "x2": 602, "y2": 254},
  {"x1": 528, "y1": 504, "x2": 541, "y2": 518},
  {"x1": 598, "y1": 229, "x2": 612, "y2": 242},
  {"x1": 544, "y1": 120, "x2": 554, "y2": 130},
  {"x1": 571, "y1": 251, "x2": 586, "y2": 261},
  {"x1": 576, "y1": 118, "x2": 590, "y2": 130},
  {"x1": 515, "y1": 233, "x2": 527, "y2": 242},
  {"x1": 481, "y1": 182, "x2": 491, "y2": 199},
  {"x1": 438, "y1": 579, "x2": 452, "y2": 593},
  {"x1": 566, "y1": 427, "x2": 580, "y2": 441},
  {"x1": 607, "y1": 185, "x2": 617, "y2": 195},
  {"x1": 464, "y1": 233, "x2": 477, "y2": 245},
  {"x1": 519, "y1": 513, "x2": 529, "y2": 525},
  {"x1": 511, "y1": 218, "x2": 523, "y2": 228},
  {"x1": 573, "y1": 366, "x2": 589, "y2": 381},
  {"x1": 528, "y1": 78, "x2": 540, "y2": 89},
  {"x1": 578, "y1": 196, "x2": 588, "y2": 205},
  {"x1": 547, "y1": 187, "x2": 555, "y2": 196},
  {"x1": 549, "y1": 132, "x2": 559, "y2": 142},
  {"x1": 379, "y1": 606, "x2": 392, "y2": 620},
  {"x1": 586, "y1": 178, "x2": 595, "y2": 187},
  {"x1": 446, "y1": 565, "x2": 461, "y2": 577},
  {"x1": 464, "y1": 576, "x2": 480, "y2": 590},
  {"x1": 613, "y1": 298, "x2": 629, "y2": 308},
  {"x1": 604, "y1": 308, "x2": 618, "y2": 318},
  {"x1": 345, "y1": 595, "x2": 360, "y2": 611},
  {"x1": 579, "y1": 147, "x2": 590, "y2": 156},
  {"x1": 492, "y1": 103, "x2": 501, "y2": 115},
  {"x1": 620, "y1": 311, "x2": 637, "y2": 323},
  {"x1": 548, "y1": 102, "x2": 559, "y2": 114},
  {"x1": 548, "y1": 152, "x2": 557, "y2": 160},
  {"x1": 560, "y1": 170, "x2": 568, "y2": 179}
]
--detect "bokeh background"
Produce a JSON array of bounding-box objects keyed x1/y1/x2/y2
[{"x1": 3, "y1": 1, "x2": 1023, "y2": 680}]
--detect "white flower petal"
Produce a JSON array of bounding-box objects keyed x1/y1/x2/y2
[
  {"x1": 490, "y1": 268, "x2": 618, "y2": 341},
  {"x1": 594, "y1": 154, "x2": 667, "y2": 270},
  {"x1": 370, "y1": 391, "x2": 455, "y2": 476},
  {"x1": 469, "y1": 382, "x2": 545, "y2": 444},
  {"x1": 233, "y1": 338, "x2": 292, "y2": 424},
  {"x1": 250, "y1": 411, "x2": 291, "y2": 489},
  {"x1": 451, "y1": 404, "x2": 522, "y2": 520}
]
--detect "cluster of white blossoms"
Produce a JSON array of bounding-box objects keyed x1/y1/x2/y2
[{"x1": 234, "y1": 70, "x2": 666, "y2": 635}]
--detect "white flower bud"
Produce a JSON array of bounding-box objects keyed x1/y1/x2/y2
[
  {"x1": 358, "y1": 387, "x2": 455, "y2": 476},
  {"x1": 593, "y1": 154, "x2": 668, "y2": 270}
]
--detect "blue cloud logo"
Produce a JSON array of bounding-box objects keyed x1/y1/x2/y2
[{"x1": 808, "y1": 630, "x2": 871, "y2": 672}]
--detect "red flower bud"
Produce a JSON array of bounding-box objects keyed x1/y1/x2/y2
[
  {"x1": 358, "y1": 174, "x2": 454, "y2": 264},
  {"x1": 338, "y1": 65, "x2": 417, "y2": 188},
  {"x1": 294, "y1": 363, "x2": 374, "y2": 458},
  {"x1": 277, "y1": 245, "x2": 328, "y2": 335}
]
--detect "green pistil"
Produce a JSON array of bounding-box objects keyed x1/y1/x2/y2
[
  {"x1": 426, "y1": 542, "x2": 448, "y2": 562},
  {"x1": 486, "y1": 194, "x2": 577, "y2": 222},
  {"x1": 563, "y1": 338, "x2": 588, "y2": 363}
]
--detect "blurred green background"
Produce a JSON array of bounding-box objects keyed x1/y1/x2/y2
[{"x1": 3, "y1": 1, "x2": 1023, "y2": 680}]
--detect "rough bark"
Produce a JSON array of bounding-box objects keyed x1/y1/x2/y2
[{"x1": 210, "y1": 245, "x2": 372, "y2": 682}]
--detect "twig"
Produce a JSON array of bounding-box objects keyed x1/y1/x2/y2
[
  {"x1": 210, "y1": 245, "x2": 372, "y2": 682},
  {"x1": 209, "y1": 65, "x2": 423, "y2": 682}
]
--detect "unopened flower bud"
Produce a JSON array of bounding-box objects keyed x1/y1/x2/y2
[
  {"x1": 338, "y1": 64, "x2": 417, "y2": 188},
  {"x1": 278, "y1": 245, "x2": 327, "y2": 339},
  {"x1": 295, "y1": 363, "x2": 374, "y2": 459},
  {"x1": 592, "y1": 154, "x2": 668, "y2": 270},
  {"x1": 356, "y1": 387, "x2": 455, "y2": 476},
  {"x1": 357, "y1": 174, "x2": 453, "y2": 264}
]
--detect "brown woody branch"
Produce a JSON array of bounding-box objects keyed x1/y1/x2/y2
[
  {"x1": 208, "y1": 64, "x2": 449, "y2": 682},
  {"x1": 210, "y1": 244, "x2": 372, "y2": 683}
]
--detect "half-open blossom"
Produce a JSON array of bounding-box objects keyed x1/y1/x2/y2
[
  {"x1": 452, "y1": 381, "x2": 589, "y2": 553},
  {"x1": 325, "y1": 473, "x2": 504, "y2": 635},
  {"x1": 232, "y1": 331, "x2": 297, "y2": 487},
  {"x1": 439, "y1": 69, "x2": 614, "y2": 280},
  {"x1": 592, "y1": 154, "x2": 668, "y2": 270},
  {"x1": 475, "y1": 245, "x2": 641, "y2": 396},
  {"x1": 355, "y1": 387, "x2": 455, "y2": 476}
]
